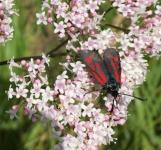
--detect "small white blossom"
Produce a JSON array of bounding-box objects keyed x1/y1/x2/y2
[{"x1": 36, "y1": 12, "x2": 48, "y2": 25}]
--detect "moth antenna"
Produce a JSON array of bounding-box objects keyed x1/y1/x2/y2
[{"x1": 118, "y1": 93, "x2": 146, "y2": 101}]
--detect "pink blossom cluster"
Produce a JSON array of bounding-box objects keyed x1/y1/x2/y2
[
  {"x1": 118, "y1": 4, "x2": 161, "y2": 57},
  {"x1": 8, "y1": 54, "x2": 51, "y2": 119},
  {"x1": 66, "y1": 29, "x2": 116, "y2": 53},
  {"x1": 111, "y1": 0, "x2": 156, "y2": 18},
  {"x1": 36, "y1": 0, "x2": 105, "y2": 38},
  {"x1": 8, "y1": 56, "x2": 127, "y2": 149},
  {"x1": 0, "y1": 0, "x2": 15, "y2": 43}
]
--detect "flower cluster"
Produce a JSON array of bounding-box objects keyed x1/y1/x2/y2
[
  {"x1": 111, "y1": 0, "x2": 155, "y2": 19},
  {"x1": 0, "y1": 0, "x2": 16, "y2": 43},
  {"x1": 7, "y1": 47, "x2": 148, "y2": 150},
  {"x1": 36, "y1": 0, "x2": 105, "y2": 38},
  {"x1": 8, "y1": 56, "x2": 123, "y2": 149},
  {"x1": 66, "y1": 29, "x2": 116, "y2": 53},
  {"x1": 8, "y1": 55, "x2": 51, "y2": 120},
  {"x1": 117, "y1": 4, "x2": 161, "y2": 57}
]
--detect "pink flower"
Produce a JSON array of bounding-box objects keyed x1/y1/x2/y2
[
  {"x1": 54, "y1": 21, "x2": 67, "y2": 37},
  {"x1": 6, "y1": 105, "x2": 19, "y2": 119},
  {"x1": 8, "y1": 86, "x2": 15, "y2": 99},
  {"x1": 16, "y1": 85, "x2": 28, "y2": 98},
  {"x1": 36, "y1": 12, "x2": 47, "y2": 25},
  {"x1": 28, "y1": 59, "x2": 38, "y2": 73},
  {"x1": 81, "y1": 103, "x2": 94, "y2": 117},
  {"x1": 51, "y1": 0, "x2": 60, "y2": 6},
  {"x1": 55, "y1": 79, "x2": 66, "y2": 94},
  {"x1": 30, "y1": 79, "x2": 43, "y2": 98},
  {"x1": 26, "y1": 96, "x2": 35, "y2": 109},
  {"x1": 88, "y1": 1, "x2": 99, "y2": 13},
  {"x1": 42, "y1": 86, "x2": 54, "y2": 101},
  {"x1": 56, "y1": 2, "x2": 68, "y2": 18},
  {"x1": 70, "y1": 61, "x2": 85, "y2": 73},
  {"x1": 71, "y1": 13, "x2": 85, "y2": 28}
]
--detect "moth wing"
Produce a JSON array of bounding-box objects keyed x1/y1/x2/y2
[
  {"x1": 103, "y1": 48, "x2": 121, "y2": 87},
  {"x1": 79, "y1": 50, "x2": 108, "y2": 86}
]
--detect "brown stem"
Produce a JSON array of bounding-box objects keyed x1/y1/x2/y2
[
  {"x1": 0, "y1": 38, "x2": 69, "y2": 66},
  {"x1": 47, "y1": 38, "x2": 69, "y2": 56},
  {"x1": 105, "y1": 23, "x2": 129, "y2": 33}
]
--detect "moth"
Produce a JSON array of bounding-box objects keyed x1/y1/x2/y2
[{"x1": 79, "y1": 48, "x2": 145, "y2": 112}]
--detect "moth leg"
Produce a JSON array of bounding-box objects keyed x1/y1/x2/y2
[{"x1": 110, "y1": 97, "x2": 116, "y2": 113}]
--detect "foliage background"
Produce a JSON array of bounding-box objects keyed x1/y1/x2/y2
[{"x1": 0, "y1": 1, "x2": 161, "y2": 150}]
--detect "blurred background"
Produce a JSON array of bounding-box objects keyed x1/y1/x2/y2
[{"x1": 0, "y1": 1, "x2": 161, "y2": 150}]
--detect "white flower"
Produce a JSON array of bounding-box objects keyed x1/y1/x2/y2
[
  {"x1": 155, "y1": 5, "x2": 161, "y2": 15},
  {"x1": 36, "y1": 12, "x2": 47, "y2": 25},
  {"x1": 8, "y1": 86, "x2": 15, "y2": 99},
  {"x1": 42, "y1": 86, "x2": 54, "y2": 102},
  {"x1": 70, "y1": 61, "x2": 85, "y2": 73},
  {"x1": 54, "y1": 21, "x2": 67, "y2": 34},
  {"x1": 30, "y1": 80, "x2": 42, "y2": 98},
  {"x1": 16, "y1": 85, "x2": 28, "y2": 98},
  {"x1": 6, "y1": 105, "x2": 19, "y2": 120},
  {"x1": 42, "y1": 53, "x2": 50, "y2": 66},
  {"x1": 81, "y1": 103, "x2": 94, "y2": 117},
  {"x1": 88, "y1": 1, "x2": 99, "y2": 13}
]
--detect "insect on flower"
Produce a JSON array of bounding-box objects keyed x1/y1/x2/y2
[{"x1": 79, "y1": 48, "x2": 145, "y2": 112}]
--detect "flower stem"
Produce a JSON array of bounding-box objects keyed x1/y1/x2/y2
[{"x1": 0, "y1": 38, "x2": 69, "y2": 66}]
